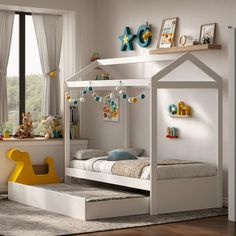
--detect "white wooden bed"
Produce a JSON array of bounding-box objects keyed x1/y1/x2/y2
[
  {"x1": 64, "y1": 53, "x2": 223, "y2": 216},
  {"x1": 8, "y1": 53, "x2": 223, "y2": 220}
]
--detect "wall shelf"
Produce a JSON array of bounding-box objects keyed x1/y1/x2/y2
[
  {"x1": 166, "y1": 135, "x2": 178, "y2": 139},
  {"x1": 170, "y1": 114, "x2": 191, "y2": 118},
  {"x1": 149, "y1": 44, "x2": 221, "y2": 55}
]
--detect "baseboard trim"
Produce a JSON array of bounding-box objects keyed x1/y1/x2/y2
[
  {"x1": 0, "y1": 186, "x2": 7, "y2": 193},
  {"x1": 223, "y1": 197, "x2": 228, "y2": 207}
]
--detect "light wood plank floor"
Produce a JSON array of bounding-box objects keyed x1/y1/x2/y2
[{"x1": 79, "y1": 216, "x2": 235, "y2": 236}]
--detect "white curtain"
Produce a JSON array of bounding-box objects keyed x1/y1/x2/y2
[
  {"x1": 0, "y1": 11, "x2": 14, "y2": 122},
  {"x1": 32, "y1": 14, "x2": 63, "y2": 116}
]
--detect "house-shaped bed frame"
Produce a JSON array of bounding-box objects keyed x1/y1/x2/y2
[
  {"x1": 65, "y1": 52, "x2": 223, "y2": 215},
  {"x1": 8, "y1": 53, "x2": 223, "y2": 220}
]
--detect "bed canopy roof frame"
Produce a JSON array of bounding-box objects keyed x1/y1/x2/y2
[{"x1": 64, "y1": 52, "x2": 223, "y2": 215}]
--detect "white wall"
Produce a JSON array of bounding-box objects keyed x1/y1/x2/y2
[{"x1": 88, "y1": 0, "x2": 235, "y2": 200}]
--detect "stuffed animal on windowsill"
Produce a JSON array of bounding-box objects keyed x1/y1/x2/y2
[
  {"x1": 14, "y1": 112, "x2": 34, "y2": 139},
  {"x1": 39, "y1": 115, "x2": 63, "y2": 139}
]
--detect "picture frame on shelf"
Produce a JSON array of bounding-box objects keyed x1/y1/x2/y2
[
  {"x1": 157, "y1": 17, "x2": 178, "y2": 48},
  {"x1": 199, "y1": 23, "x2": 216, "y2": 45}
]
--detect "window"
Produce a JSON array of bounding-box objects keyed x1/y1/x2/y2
[{"x1": 1, "y1": 12, "x2": 43, "y2": 134}]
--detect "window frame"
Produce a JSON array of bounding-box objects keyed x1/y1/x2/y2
[{"x1": 15, "y1": 11, "x2": 32, "y2": 124}]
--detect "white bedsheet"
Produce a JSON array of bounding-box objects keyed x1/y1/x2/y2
[{"x1": 69, "y1": 157, "x2": 217, "y2": 180}]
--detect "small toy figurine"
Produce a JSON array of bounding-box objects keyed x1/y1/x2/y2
[
  {"x1": 3, "y1": 129, "x2": 10, "y2": 138},
  {"x1": 96, "y1": 73, "x2": 109, "y2": 80},
  {"x1": 90, "y1": 52, "x2": 100, "y2": 61},
  {"x1": 177, "y1": 101, "x2": 191, "y2": 116},
  {"x1": 169, "y1": 104, "x2": 178, "y2": 115},
  {"x1": 39, "y1": 115, "x2": 62, "y2": 139},
  {"x1": 166, "y1": 127, "x2": 178, "y2": 138},
  {"x1": 14, "y1": 112, "x2": 34, "y2": 139}
]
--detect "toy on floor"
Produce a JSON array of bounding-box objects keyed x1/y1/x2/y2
[
  {"x1": 7, "y1": 148, "x2": 60, "y2": 185},
  {"x1": 14, "y1": 112, "x2": 34, "y2": 139}
]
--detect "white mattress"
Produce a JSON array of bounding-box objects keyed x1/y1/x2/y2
[{"x1": 69, "y1": 157, "x2": 217, "y2": 180}]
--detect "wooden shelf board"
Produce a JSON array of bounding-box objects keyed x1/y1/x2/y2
[
  {"x1": 170, "y1": 115, "x2": 191, "y2": 118},
  {"x1": 149, "y1": 44, "x2": 221, "y2": 54}
]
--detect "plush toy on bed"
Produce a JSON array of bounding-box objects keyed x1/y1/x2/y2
[{"x1": 14, "y1": 112, "x2": 34, "y2": 139}]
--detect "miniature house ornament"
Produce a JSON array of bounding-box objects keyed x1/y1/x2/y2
[{"x1": 177, "y1": 101, "x2": 191, "y2": 116}]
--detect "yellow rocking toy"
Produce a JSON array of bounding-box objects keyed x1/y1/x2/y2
[{"x1": 7, "y1": 149, "x2": 60, "y2": 185}]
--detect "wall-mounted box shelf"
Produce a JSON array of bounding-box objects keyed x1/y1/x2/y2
[
  {"x1": 170, "y1": 115, "x2": 191, "y2": 118},
  {"x1": 149, "y1": 44, "x2": 221, "y2": 55}
]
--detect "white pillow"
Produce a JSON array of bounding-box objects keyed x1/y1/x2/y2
[
  {"x1": 108, "y1": 148, "x2": 144, "y2": 157},
  {"x1": 72, "y1": 149, "x2": 109, "y2": 160}
]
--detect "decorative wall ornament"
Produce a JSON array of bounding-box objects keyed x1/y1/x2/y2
[
  {"x1": 103, "y1": 98, "x2": 119, "y2": 122},
  {"x1": 118, "y1": 27, "x2": 136, "y2": 51},
  {"x1": 136, "y1": 22, "x2": 152, "y2": 48},
  {"x1": 65, "y1": 82, "x2": 146, "y2": 106},
  {"x1": 178, "y1": 35, "x2": 187, "y2": 47}
]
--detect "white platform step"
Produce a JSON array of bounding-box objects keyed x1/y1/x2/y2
[{"x1": 8, "y1": 181, "x2": 149, "y2": 220}]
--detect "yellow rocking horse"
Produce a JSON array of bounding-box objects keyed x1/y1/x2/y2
[{"x1": 7, "y1": 149, "x2": 60, "y2": 185}]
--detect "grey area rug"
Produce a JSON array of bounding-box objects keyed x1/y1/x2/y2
[
  {"x1": 0, "y1": 198, "x2": 227, "y2": 236},
  {"x1": 36, "y1": 182, "x2": 147, "y2": 202}
]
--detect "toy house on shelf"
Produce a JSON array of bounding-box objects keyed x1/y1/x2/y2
[{"x1": 169, "y1": 101, "x2": 191, "y2": 117}]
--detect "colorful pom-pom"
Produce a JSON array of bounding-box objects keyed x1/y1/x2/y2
[
  {"x1": 88, "y1": 86, "x2": 93, "y2": 91},
  {"x1": 110, "y1": 92, "x2": 115, "y2": 99},
  {"x1": 122, "y1": 94, "x2": 127, "y2": 99},
  {"x1": 119, "y1": 89, "x2": 124, "y2": 95},
  {"x1": 80, "y1": 97, "x2": 85, "y2": 102},
  {"x1": 139, "y1": 94, "x2": 145, "y2": 99},
  {"x1": 73, "y1": 100, "x2": 78, "y2": 105},
  {"x1": 95, "y1": 96, "x2": 100, "y2": 101},
  {"x1": 83, "y1": 90, "x2": 87, "y2": 94},
  {"x1": 132, "y1": 97, "x2": 138, "y2": 103},
  {"x1": 128, "y1": 97, "x2": 132, "y2": 103}
]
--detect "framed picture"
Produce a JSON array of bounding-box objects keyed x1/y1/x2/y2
[
  {"x1": 103, "y1": 98, "x2": 119, "y2": 122},
  {"x1": 199, "y1": 23, "x2": 216, "y2": 45},
  {"x1": 158, "y1": 17, "x2": 178, "y2": 48}
]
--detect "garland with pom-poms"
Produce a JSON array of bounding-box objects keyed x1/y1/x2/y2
[{"x1": 65, "y1": 82, "x2": 146, "y2": 105}]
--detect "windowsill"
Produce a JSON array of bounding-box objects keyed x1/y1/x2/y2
[{"x1": 0, "y1": 137, "x2": 88, "y2": 146}]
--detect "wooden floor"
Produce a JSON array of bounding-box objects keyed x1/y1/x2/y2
[{"x1": 79, "y1": 216, "x2": 236, "y2": 236}]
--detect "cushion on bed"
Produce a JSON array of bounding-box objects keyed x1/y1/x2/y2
[
  {"x1": 108, "y1": 148, "x2": 144, "y2": 157},
  {"x1": 72, "y1": 149, "x2": 109, "y2": 160},
  {"x1": 107, "y1": 151, "x2": 137, "y2": 161}
]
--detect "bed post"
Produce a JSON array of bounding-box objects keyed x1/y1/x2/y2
[
  {"x1": 217, "y1": 83, "x2": 223, "y2": 208},
  {"x1": 124, "y1": 87, "x2": 130, "y2": 148},
  {"x1": 150, "y1": 79, "x2": 158, "y2": 215},
  {"x1": 64, "y1": 85, "x2": 71, "y2": 184},
  {"x1": 228, "y1": 27, "x2": 236, "y2": 222}
]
